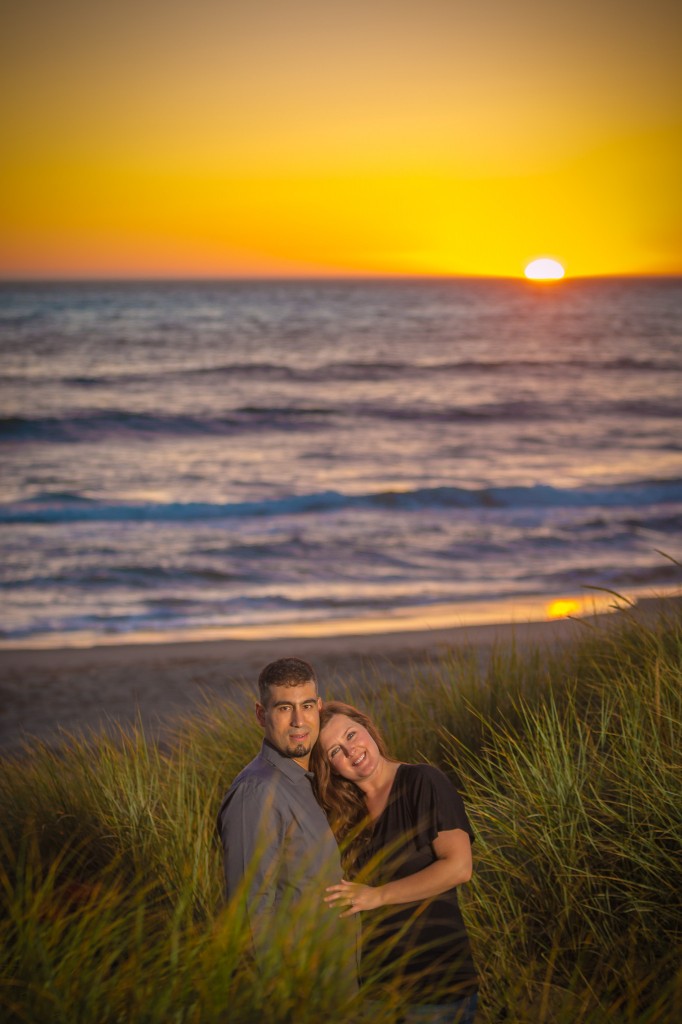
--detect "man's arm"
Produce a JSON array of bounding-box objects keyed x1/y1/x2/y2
[{"x1": 218, "y1": 779, "x2": 284, "y2": 958}]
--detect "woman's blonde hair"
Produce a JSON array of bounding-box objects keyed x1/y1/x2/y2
[{"x1": 310, "y1": 700, "x2": 395, "y2": 873}]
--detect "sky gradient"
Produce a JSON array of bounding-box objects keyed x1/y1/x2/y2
[{"x1": 2, "y1": 0, "x2": 681, "y2": 278}]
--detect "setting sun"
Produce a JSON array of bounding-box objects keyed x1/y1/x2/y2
[{"x1": 525, "y1": 258, "x2": 566, "y2": 281}]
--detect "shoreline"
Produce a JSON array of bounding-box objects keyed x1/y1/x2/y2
[
  {"x1": 1, "y1": 596, "x2": 678, "y2": 756},
  {"x1": 1, "y1": 584, "x2": 673, "y2": 652}
]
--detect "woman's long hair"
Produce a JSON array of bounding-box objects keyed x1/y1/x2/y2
[{"x1": 310, "y1": 701, "x2": 396, "y2": 874}]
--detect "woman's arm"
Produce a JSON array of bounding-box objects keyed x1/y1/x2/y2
[{"x1": 324, "y1": 828, "x2": 473, "y2": 917}]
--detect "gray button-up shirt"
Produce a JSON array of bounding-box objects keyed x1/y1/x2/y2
[{"x1": 218, "y1": 739, "x2": 357, "y2": 977}]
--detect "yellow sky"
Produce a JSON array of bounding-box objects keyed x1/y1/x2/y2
[{"x1": 2, "y1": 0, "x2": 681, "y2": 278}]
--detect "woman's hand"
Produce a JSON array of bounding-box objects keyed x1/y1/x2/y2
[
  {"x1": 324, "y1": 878, "x2": 382, "y2": 917},
  {"x1": 325, "y1": 830, "x2": 473, "y2": 916}
]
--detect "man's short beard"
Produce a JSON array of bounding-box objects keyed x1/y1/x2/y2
[{"x1": 289, "y1": 741, "x2": 310, "y2": 758}]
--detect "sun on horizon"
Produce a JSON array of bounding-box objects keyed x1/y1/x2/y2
[{"x1": 525, "y1": 258, "x2": 566, "y2": 281}]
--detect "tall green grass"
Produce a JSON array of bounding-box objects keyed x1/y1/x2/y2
[{"x1": 1, "y1": 606, "x2": 680, "y2": 1022}]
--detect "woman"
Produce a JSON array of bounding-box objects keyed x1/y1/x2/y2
[{"x1": 310, "y1": 701, "x2": 478, "y2": 1024}]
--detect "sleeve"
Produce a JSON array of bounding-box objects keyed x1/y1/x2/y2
[
  {"x1": 218, "y1": 778, "x2": 285, "y2": 958},
  {"x1": 409, "y1": 764, "x2": 474, "y2": 848}
]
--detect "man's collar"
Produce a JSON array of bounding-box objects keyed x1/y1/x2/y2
[{"x1": 260, "y1": 739, "x2": 315, "y2": 782}]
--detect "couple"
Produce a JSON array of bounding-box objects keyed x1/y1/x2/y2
[{"x1": 217, "y1": 658, "x2": 478, "y2": 1024}]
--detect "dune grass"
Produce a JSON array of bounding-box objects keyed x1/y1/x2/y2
[{"x1": 1, "y1": 603, "x2": 680, "y2": 1022}]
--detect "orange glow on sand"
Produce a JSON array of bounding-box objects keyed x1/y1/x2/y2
[{"x1": 547, "y1": 598, "x2": 582, "y2": 619}]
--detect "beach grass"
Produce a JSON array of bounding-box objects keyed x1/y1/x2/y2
[{"x1": 1, "y1": 604, "x2": 680, "y2": 1022}]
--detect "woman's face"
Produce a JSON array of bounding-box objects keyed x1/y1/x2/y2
[{"x1": 319, "y1": 714, "x2": 382, "y2": 783}]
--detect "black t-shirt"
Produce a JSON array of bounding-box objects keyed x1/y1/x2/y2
[{"x1": 355, "y1": 763, "x2": 478, "y2": 1002}]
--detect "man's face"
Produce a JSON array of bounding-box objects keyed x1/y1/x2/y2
[{"x1": 256, "y1": 680, "x2": 321, "y2": 768}]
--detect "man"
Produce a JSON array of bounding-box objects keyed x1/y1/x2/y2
[{"x1": 217, "y1": 657, "x2": 357, "y2": 985}]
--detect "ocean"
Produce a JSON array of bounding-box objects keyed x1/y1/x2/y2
[{"x1": 1, "y1": 277, "x2": 680, "y2": 647}]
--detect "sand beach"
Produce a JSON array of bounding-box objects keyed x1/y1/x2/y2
[
  {"x1": 0, "y1": 618, "x2": 566, "y2": 754},
  {"x1": 4, "y1": 600, "x2": 677, "y2": 756}
]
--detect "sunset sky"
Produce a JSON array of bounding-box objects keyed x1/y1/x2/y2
[{"x1": 2, "y1": 0, "x2": 681, "y2": 279}]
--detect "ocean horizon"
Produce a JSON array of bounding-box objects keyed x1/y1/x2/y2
[{"x1": 1, "y1": 276, "x2": 680, "y2": 647}]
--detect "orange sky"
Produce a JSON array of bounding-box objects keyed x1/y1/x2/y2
[{"x1": 2, "y1": 0, "x2": 681, "y2": 278}]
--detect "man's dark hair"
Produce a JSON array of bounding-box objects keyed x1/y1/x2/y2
[{"x1": 257, "y1": 657, "x2": 318, "y2": 705}]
